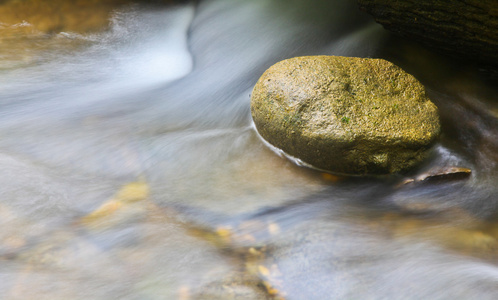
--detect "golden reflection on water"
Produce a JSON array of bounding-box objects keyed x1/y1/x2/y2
[
  {"x1": 0, "y1": 0, "x2": 136, "y2": 33},
  {"x1": 0, "y1": 0, "x2": 177, "y2": 70}
]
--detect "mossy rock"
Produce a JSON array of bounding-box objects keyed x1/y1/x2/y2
[{"x1": 250, "y1": 56, "x2": 440, "y2": 175}]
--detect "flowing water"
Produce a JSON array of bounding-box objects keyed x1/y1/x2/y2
[{"x1": 0, "y1": 0, "x2": 497, "y2": 299}]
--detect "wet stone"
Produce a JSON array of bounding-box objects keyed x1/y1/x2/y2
[{"x1": 251, "y1": 56, "x2": 441, "y2": 175}]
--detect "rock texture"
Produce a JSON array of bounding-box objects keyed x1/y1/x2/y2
[
  {"x1": 357, "y1": 0, "x2": 498, "y2": 66},
  {"x1": 251, "y1": 56, "x2": 440, "y2": 175}
]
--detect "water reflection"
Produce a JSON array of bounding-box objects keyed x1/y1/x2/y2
[{"x1": 0, "y1": 0, "x2": 497, "y2": 299}]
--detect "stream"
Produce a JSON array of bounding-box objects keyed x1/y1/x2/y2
[{"x1": 0, "y1": 0, "x2": 497, "y2": 299}]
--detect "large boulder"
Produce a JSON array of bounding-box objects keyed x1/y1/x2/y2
[
  {"x1": 357, "y1": 0, "x2": 498, "y2": 66},
  {"x1": 250, "y1": 56, "x2": 440, "y2": 175}
]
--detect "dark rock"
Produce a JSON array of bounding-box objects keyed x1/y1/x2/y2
[{"x1": 357, "y1": 0, "x2": 498, "y2": 66}]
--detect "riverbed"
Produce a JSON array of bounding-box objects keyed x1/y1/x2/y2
[{"x1": 0, "y1": 0, "x2": 497, "y2": 299}]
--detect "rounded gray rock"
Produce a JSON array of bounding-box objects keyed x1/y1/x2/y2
[{"x1": 250, "y1": 56, "x2": 440, "y2": 175}]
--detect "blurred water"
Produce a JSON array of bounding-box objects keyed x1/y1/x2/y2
[{"x1": 0, "y1": 0, "x2": 497, "y2": 299}]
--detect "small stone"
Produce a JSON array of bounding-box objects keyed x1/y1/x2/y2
[{"x1": 251, "y1": 56, "x2": 441, "y2": 175}]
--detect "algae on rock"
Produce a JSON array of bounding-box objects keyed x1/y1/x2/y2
[{"x1": 251, "y1": 56, "x2": 440, "y2": 175}]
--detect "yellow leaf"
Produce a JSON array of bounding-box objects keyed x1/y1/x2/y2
[
  {"x1": 258, "y1": 265, "x2": 270, "y2": 277},
  {"x1": 80, "y1": 180, "x2": 149, "y2": 225},
  {"x1": 114, "y1": 181, "x2": 149, "y2": 203},
  {"x1": 81, "y1": 200, "x2": 123, "y2": 224},
  {"x1": 215, "y1": 226, "x2": 232, "y2": 244}
]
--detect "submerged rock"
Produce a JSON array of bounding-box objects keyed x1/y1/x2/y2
[{"x1": 250, "y1": 56, "x2": 440, "y2": 175}]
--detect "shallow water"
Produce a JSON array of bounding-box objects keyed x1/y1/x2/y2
[{"x1": 0, "y1": 0, "x2": 497, "y2": 299}]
